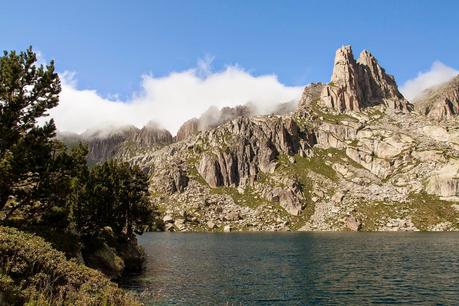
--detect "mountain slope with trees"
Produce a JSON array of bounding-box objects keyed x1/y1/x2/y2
[{"x1": 0, "y1": 48, "x2": 154, "y2": 305}]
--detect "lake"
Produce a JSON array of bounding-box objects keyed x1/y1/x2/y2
[{"x1": 121, "y1": 232, "x2": 459, "y2": 305}]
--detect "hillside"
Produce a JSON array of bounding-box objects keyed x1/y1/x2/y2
[{"x1": 0, "y1": 226, "x2": 139, "y2": 305}]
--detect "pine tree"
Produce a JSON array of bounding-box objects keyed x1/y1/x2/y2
[
  {"x1": 80, "y1": 161, "x2": 152, "y2": 238},
  {"x1": 0, "y1": 47, "x2": 61, "y2": 217}
]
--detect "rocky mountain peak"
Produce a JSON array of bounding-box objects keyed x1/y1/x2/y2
[
  {"x1": 414, "y1": 75, "x2": 459, "y2": 120},
  {"x1": 133, "y1": 122, "x2": 173, "y2": 147},
  {"x1": 58, "y1": 122, "x2": 173, "y2": 164},
  {"x1": 318, "y1": 45, "x2": 411, "y2": 113},
  {"x1": 175, "y1": 105, "x2": 254, "y2": 141}
]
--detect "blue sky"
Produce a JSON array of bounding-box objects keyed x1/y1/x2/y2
[
  {"x1": 2, "y1": 0, "x2": 458, "y2": 98},
  {"x1": 2, "y1": 1, "x2": 458, "y2": 133}
]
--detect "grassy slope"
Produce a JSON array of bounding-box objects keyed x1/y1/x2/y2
[{"x1": 0, "y1": 226, "x2": 139, "y2": 306}]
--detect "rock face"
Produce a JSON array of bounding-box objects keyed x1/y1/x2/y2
[
  {"x1": 80, "y1": 125, "x2": 139, "y2": 164},
  {"x1": 132, "y1": 122, "x2": 173, "y2": 147},
  {"x1": 176, "y1": 105, "x2": 253, "y2": 141},
  {"x1": 197, "y1": 116, "x2": 314, "y2": 189},
  {"x1": 176, "y1": 118, "x2": 200, "y2": 142},
  {"x1": 426, "y1": 160, "x2": 459, "y2": 199},
  {"x1": 58, "y1": 123, "x2": 173, "y2": 164},
  {"x1": 414, "y1": 75, "x2": 459, "y2": 120},
  {"x1": 319, "y1": 46, "x2": 411, "y2": 113},
  {"x1": 175, "y1": 103, "x2": 298, "y2": 142},
  {"x1": 297, "y1": 83, "x2": 325, "y2": 111}
]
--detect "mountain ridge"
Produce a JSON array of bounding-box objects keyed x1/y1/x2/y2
[{"x1": 59, "y1": 46, "x2": 459, "y2": 232}]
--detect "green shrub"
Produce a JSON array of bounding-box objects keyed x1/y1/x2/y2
[{"x1": 0, "y1": 226, "x2": 140, "y2": 306}]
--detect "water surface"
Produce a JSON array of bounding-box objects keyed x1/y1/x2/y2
[{"x1": 122, "y1": 232, "x2": 459, "y2": 305}]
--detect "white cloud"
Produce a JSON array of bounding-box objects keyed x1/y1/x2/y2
[
  {"x1": 49, "y1": 62, "x2": 303, "y2": 135},
  {"x1": 400, "y1": 61, "x2": 459, "y2": 101}
]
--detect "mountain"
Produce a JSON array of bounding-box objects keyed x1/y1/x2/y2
[
  {"x1": 175, "y1": 105, "x2": 254, "y2": 141},
  {"x1": 175, "y1": 101, "x2": 297, "y2": 141},
  {"x1": 414, "y1": 75, "x2": 459, "y2": 120},
  {"x1": 318, "y1": 46, "x2": 412, "y2": 113},
  {"x1": 57, "y1": 123, "x2": 173, "y2": 164},
  {"x1": 63, "y1": 45, "x2": 459, "y2": 232}
]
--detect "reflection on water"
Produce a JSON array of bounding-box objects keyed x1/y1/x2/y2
[{"x1": 121, "y1": 232, "x2": 459, "y2": 305}]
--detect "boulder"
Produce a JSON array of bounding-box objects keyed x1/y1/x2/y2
[
  {"x1": 224, "y1": 211, "x2": 241, "y2": 221},
  {"x1": 165, "y1": 223, "x2": 175, "y2": 232},
  {"x1": 345, "y1": 215, "x2": 362, "y2": 231},
  {"x1": 163, "y1": 215, "x2": 174, "y2": 223},
  {"x1": 116, "y1": 237, "x2": 145, "y2": 273},
  {"x1": 84, "y1": 243, "x2": 125, "y2": 280},
  {"x1": 279, "y1": 189, "x2": 304, "y2": 216}
]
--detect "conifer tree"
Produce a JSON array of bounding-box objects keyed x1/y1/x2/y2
[{"x1": 0, "y1": 47, "x2": 61, "y2": 216}]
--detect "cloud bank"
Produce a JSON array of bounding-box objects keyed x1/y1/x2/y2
[
  {"x1": 50, "y1": 61, "x2": 303, "y2": 135},
  {"x1": 400, "y1": 61, "x2": 459, "y2": 101}
]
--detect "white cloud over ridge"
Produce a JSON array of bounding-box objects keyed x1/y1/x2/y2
[
  {"x1": 400, "y1": 61, "x2": 459, "y2": 101},
  {"x1": 50, "y1": 61, "x2": 303, "y2": 135}
]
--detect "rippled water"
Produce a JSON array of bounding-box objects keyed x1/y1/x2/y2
[{"x1": 121, "y1": 233, "x2": 459, "y2": 305}]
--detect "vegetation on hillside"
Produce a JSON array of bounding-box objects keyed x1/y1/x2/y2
[
  {"x1": 0, "y1": 226, "x2": 139, "y2": 306},
  {"x1": 0, "y1": 47, "x2": 154, "y2": 304}
]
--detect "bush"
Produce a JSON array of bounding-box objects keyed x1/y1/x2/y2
[{"x1": 0, "y1": 226, "x2": 140, "y2": 306}]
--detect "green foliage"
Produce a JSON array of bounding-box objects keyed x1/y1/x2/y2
[
  {"x1": 78, "y1": 161, "x2": 153, "y2": 238},
  {"x1": 0, "y1": 226, "x2": 139, "y2": 306},
  {"x1": 0, "y1": 49, "x2": 153, "y2": 301},
  {"x1": 2, "y1": 142, "x2": 89, "y2": 229},
  {"x1": 0, "y1": 47, "x2": 61, "y2": 213},
  {"x1": 407, "y1": 192, "x2": 459, "y2": 231},
  {"x1": 356, "y1": 193, "x2": 459, "y2": 231},
  {"x1": 211, "y1": 186, "x2": 265, "y2": 209}
]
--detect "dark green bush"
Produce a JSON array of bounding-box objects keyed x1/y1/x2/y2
[{"x1": 0, "y1": 226, "x2": 140, "y2": 306}]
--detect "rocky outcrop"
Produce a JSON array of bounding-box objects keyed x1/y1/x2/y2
[
  {"x1": 297, "y1": 83, "x2": 324, "y2": 112},
  {"x1": 345, "y1": 128, "x2": 415, "y2": 178},
  {"x1": 152, "y1": 164, "x2": 189, "y2": 193},
  {"x1": 414, "y1": 75, "x2": 459, "y2": 120},
  {"x1": 319, "y1": 45, "x2": 411, "y2": 113},
  {"x1": 197, "y1": 116, "x2": 314, "y2": 189},
  {"x1": 132, "y1": 122, "x2": 173, "y2": 147},
  {"x1": 176, "y1": 118, "x2": 200, "y2": 142},
  {"x1": 262, "y1": 184, "x2": 304, "y2": 216},
  {"x1": 176, "y1": 105, "x2": 253, "y2": 141},
  {"x1": 314, "y1": 121, "x2": 361, "y2": 149},
  {"x1": 426, "y1": 160, "x2": 459, "y2": 199},
  {"x1": 345, "y1": 214, "x2": 361, "y2": 231}
]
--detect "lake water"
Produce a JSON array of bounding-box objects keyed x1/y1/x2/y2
[{"x1": 121, "y1": 232, "x2": 459, "y2": 305}]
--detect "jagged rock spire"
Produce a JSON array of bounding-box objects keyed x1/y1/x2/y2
[{"x1": 319, "y1": 45, "x2": 412, "y2": 113}]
